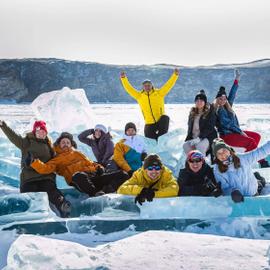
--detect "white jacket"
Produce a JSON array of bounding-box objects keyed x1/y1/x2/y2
[
  {"x1": 213, "y1": 141, "x2": 270, "y2": 196},
  {"x1": 122, "y1": 134, "x2": 146, "y2": 154}
]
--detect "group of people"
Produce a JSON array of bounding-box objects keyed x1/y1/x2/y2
[{"x1": 0, "y1": 68, "x2": 269, "y2": 217}]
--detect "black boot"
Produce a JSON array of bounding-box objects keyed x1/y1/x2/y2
[
  {"x1": 254, "y1": 171, "x2": 266, "y2": 194},
  {"x1": 59, "y1": 200, "x2": 72, "y2": 218},
  {"x1": 259, "y1": 160, "x2": 270, "y2": 168}
]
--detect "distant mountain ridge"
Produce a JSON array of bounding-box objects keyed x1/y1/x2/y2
[{"x1": 0, "y1": 58, "x2": 269, "y2": 103}]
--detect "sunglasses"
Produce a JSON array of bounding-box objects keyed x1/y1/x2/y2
[
  {"x1": 188, "y1": 158, "x2": 203, "y2": 163},
  {"x1": 147, "y1": 165, "x2": 161, "y2": 171}
]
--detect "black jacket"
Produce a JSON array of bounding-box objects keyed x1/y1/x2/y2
[
  {"x1": 185, "y1": 103, "x2": 217, "y2": 147},
  {"x1": 178, "y1": 162, "x2": 218, "y2": 196}
]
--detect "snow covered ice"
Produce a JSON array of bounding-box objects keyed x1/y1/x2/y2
[
  {"x1": 1, "y1": 88, "x2": 270, "y2": 269},
  {"x1": 4, "y1": 231, "x2": 270, "y2": 270}
]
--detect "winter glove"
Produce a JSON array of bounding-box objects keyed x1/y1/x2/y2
[
  {"x1": 95, "y1": 166, "x2": 105, "y2": 176},
  {"x1": 190, "y1": 137, "x2": 200, "y2": 146},
  {"x1": 135, "y1": 187, "x2": 157, "y2": 205},
  {"x1": 235, "y1": 69, "x2": 241, "y2": 81},
  {"x1": 231, "y1": 190, "x2": 244, "y2": 203},
  {"x1": 211, "y1": 182, "x2": 223, "y2": 198},
  {"x1": 24, "y1": 151, "x2": 34, "y2": 167},
  {"x1": 141, "y1": 152, "x2": 147, "y2": 162},
  {"x1": 201, "y1": 178, "x2": 218, "y2": 196},
  {"x1": 128, "y1": 170, "x2": 134, "y2": 178}
]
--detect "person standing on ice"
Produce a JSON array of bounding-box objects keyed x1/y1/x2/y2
[
  {"x1": 120, "y1": 69, "x2": 179, "y2": 140},
  {"x1": 113, "y1": 122, "x2": 147, "y2": 178},
  {"x1": 30, "y1": 132, "x2": 129, "y2": 197},
  {"x1": 78, "y1": 124, "x2": 114, "y2": 169},
  {"x1": 177, "y1": 150, "x2": 222, "y2": 197},
  {"x1": 214, "y1": 70, "x2": 268, "y2": 168},
  {"x1": 212, "y1": 138, "x2": 268, "y2": 203},
  {"x1": 117, "y1": 154, "x2": 179, "y2": 205},
  {"x1": 183, "y1": 89, "x2": 217, "y2": 158},
  {"x1": 0, "y1": 120, "x2": 71, "y2": 218}
]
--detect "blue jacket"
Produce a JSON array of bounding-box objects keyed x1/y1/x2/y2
[
  {"x1": 216, "y1": 80, "x2": 242, "y2": 135},
  {"x1": 213, "y1": 141, "x2": 270, "y2": 196}
]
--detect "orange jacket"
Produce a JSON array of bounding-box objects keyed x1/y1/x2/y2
[{"x1": 31, "y1": 146, "x2": 101, "y2": 184}]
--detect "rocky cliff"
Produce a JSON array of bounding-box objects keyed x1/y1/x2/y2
[{"x1": 0, "y1": 58, "x2": 269, "y2": 103}]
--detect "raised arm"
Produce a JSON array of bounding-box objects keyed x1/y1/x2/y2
[
  {"x1": 227, "y1": 70, "x2": 240, "y2": 106},
  {"x1": 240, "y1": 141, "x2": 270, "y2": 165},
  {"x1": 78, "y1": 129, "x2": 95, "y2": 146},
  {"x1": 120, "y1": 71, "x2": 140, "y2": 100},
  {"x1": 31, "y1": 158, "x2": 58, "y2": 174},
  {"x1": 158, "y1": 69, "x2": 179, "y2": 97},
  {"x1": 0, "y1": 120, "x2": 26, "y2": 150}
]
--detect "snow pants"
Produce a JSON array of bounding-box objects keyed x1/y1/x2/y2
[
  {"x1": 220, "y1": 130, "x2": 261, "y2": 152},
  {"x1": 183, "y1": 138, "x2": 210, "y2": 157},
  {"x1": 144, "y1": 115, "x2": 170, "y2": 140},
  {"x1": 71, "y1": 170, "x2": 129, "y2": 196},
  {"x1": 20, "y1": 179, "x2": 68, "y2": 212}
]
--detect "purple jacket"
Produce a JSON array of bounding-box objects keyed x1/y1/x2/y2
[{"x1": 78, "y1": 129, "x2": 114, "y2": 166}]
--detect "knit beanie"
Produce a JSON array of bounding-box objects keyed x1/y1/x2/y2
[
  {"x1": 54, "y1": 132, "x2": 77, "y2": 149},
  {"x1": 94, "y1": 124, "x2": 107, "y2": 133},
  {"x1": 187, "y1": 150, "x2": 205, "y2": 161},
  {"x1": 142, "y1": 79, "x2": 152, "y2": 85},
  {"x1": 194, "y1": 90, "x2": 207, "y2": 103},
  {"x1": 212, "y1": 138, "x2": 232, "y2": 158},
  {"x1": 125, "y1": 122, "x2": 137, "y2": 134},
  {"x1": 32, "y1": 120, "x2": 48, "y2": 134},
  {"x1": 216, "y1": 86, "x2": 227, "y2": 99},
  {"x1": 143, "y1": 154, "x2": 163, "y2": 169}
]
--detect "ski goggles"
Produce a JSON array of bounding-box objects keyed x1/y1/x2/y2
[
  {"x1": 188, "y1": 158, "x2": 203, "y2": 163},
  {"x1": 147, "y1": 165, "x2": 161, "y2": 171}
]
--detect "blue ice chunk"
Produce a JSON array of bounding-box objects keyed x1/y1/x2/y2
[{"x1": 0, "y1": 192, "x2": 56, "y2": 226}]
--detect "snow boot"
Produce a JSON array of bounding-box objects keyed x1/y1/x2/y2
[
  {"x1": 59, "y1": 200, "x2": 72, "y2": 218},
  {"x1": 254, "y1": 171, "x2": 266, "y2": 194}
]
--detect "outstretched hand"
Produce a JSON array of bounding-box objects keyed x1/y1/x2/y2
[
  {"x1": 120, "y1": 71, "x2": 126, "y2": 78},
  {"x1": 134, "y1": 187, "x2": 157, "y2": 205},
  {"x1": 235, "y1": 69, "x2": 240, "y2": 81},
  {"x1": 174, "y1": 68, "x2": 180, "y2": 76}
]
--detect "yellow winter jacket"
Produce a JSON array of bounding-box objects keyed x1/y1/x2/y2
[
  {"x1": 121, "y1": 72, "x2": 179, "y2": 124},
  {"x1": 117, "y1": 166, "x2": 179, "y2": 198}
]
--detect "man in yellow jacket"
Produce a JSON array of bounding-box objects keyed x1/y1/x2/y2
[
  {"x1": 120, "y1": 69, "x2": 179, "y2": 140},
  {"x1": 117, "y1": 154, "x2": 179, "y2": 205}
]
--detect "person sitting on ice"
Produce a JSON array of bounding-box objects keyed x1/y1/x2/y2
[
  {"x1": 213, "y1": 69, "x2": 268, "y2": 168},
  {"x1": 212, "y1": 138, "x2": 268, "y2": 203},
  {"x1": 113, "y1": 122, "x2": 147, "y2": 178},
  {"x1": 29, "y1": 132, "x2": 129, "y2": 197},
  {"x1": 0, "y1": 120, "x2": 71, "y2": 218},
  {"x1": 78, "y1": 124, "x2": 114, "y2": 169},
  {"x1": 117, "y1": 154, "x2": 179, "y2": 205},
  {"x1": 183, "y1": 89, "x2": 217, "y2": 159},
  {"x1": 120, "y1": 69, "x2": 179, "y2": 140},
  {"x1": 177, "y1": 150, "x2": 222, "y2": 197}
]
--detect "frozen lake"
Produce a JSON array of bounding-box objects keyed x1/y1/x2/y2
[{"x1": 1, "y1": 102, "x2": 270, "y2": 269}]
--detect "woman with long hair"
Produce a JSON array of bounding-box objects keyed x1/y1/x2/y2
[
  {"x1": 212, "y1": 138, "x2": 268, "y2": 203},
  {"x1": 214, "y1": 70, "x2": 268, "y2": 167},
  {"x1": 183, "y1": 89, "x2": 217, "y2": 157}
]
